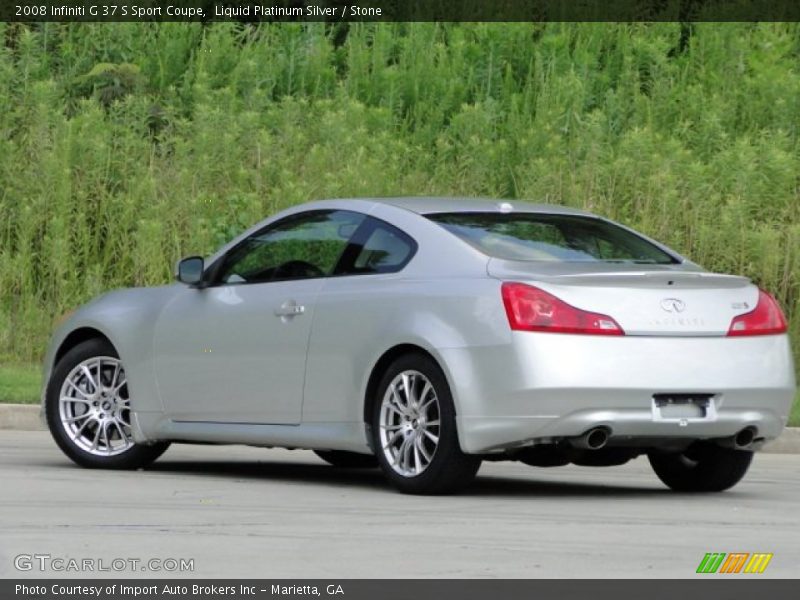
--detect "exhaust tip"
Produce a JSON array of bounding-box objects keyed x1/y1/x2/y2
[
  {"x1": 585, "y1": 428, "x2": 610, "y2": 450},
  {"x1": 734, "y1": 427, "x2": 756, "y2": 449},
  {"x1": 570, "y1": 427, "x2": 610, "y2": 450}
]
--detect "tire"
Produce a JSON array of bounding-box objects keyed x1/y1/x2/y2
[
  {"x1": 46, "y1": 338, "x2": 170, "y2": 470},
  {"x1": 648, "y1": 444, "x2": 754, "y2": 492},
  {"x1": 370, "y1": 353, "x2": 481, "y2": 494},
  {"x1": 313, "y1": 450, "x2": 378, "y2": 468}
]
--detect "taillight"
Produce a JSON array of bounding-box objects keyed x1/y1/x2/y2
[
  {"x1": 727, "y1": 289, "x2": 787, "y2": 336},
  {"x1": 501, "y1": 282, "x2": 624, "y2": 336}
]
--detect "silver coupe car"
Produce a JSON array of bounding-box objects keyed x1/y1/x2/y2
[{"x1": 42, "y1": 197, "x2": 796, "y2": 494}]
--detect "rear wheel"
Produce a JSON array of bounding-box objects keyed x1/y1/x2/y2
[
  {"x1": 371, "y1": 353, "x2": 481, "y2": 494},
  {"x1": 648, "y1": 444, "x2": 753, "y2": 492},
  {"x1": 313, "y1": 450, "x2": 378, "y2": 468},
  {"x1": 46, "y1": 338, "x2": 170, "y2": 469}
]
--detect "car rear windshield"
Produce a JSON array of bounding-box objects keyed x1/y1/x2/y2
[{"x1": 426, "y1": 212, "x2": 678, "y2": 264}]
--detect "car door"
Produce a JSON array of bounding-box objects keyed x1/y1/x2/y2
[{"x1": 153, "y1": 210, "x2": 365, "y2": 424}]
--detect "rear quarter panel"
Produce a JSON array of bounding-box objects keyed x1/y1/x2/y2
[{"x1": 301, "y1": 275, "x2": 509, "y2": 423}]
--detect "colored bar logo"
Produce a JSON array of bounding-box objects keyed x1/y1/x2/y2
[{"x1": 696, "y1": 553, "x2": 773, "y2": 574}]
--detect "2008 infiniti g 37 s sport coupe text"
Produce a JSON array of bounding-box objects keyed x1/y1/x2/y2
[{"x1": 42, "y1": 197, "x2": 796, "y2": 494}]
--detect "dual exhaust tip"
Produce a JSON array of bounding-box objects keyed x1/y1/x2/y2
[{"x1": 569, "y1": 426, "x2": 757, "y2": 451}]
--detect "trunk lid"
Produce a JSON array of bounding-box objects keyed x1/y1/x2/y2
[{"x1": 488, "y1": 259, "x2": 758, "y2": 336}]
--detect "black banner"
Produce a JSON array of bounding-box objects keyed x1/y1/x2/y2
[
  {"x1": 3, "y1": 580, "x2": 800, "y2": 600},
  {"x1": 4, "y1": 0, "x2": 800, "y2": 22}
]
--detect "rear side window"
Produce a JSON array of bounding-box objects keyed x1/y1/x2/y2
[
  {"x1": 426, "y1": 212, "x2": 677, "y2": 264},
  {"x1": 335, "y1": 217, "x2": 417, "y2": 275}
]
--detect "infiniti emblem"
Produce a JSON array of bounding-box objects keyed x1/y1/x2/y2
[{"x1": 660, "y1": 298, "x2": 686, "y2": 313}]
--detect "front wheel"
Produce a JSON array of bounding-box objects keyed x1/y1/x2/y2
[
  {"x1": 371, "y1": 354, "x2": 481, "y2": 495},
  {"x1": 46, "y1": 338, "x2": 170, "y2": 469},
  {"x1": 648, "y1": 444, "x2": 753, "y2": 492}
]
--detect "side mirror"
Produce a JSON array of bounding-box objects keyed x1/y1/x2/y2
[{"x1": 176, "y1": 256, "x2": 205, "y2": 286}]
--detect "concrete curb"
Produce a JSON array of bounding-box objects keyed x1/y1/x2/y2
[
  {"x1": 0, "y1": 403, "x2": 798, "y2": 453},
  {"x1": 0, "y1": 403, "x2": 43, "y2": 431}
]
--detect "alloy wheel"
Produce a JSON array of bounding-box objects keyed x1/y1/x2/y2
[
  {"x1": 58, "y1": 356, "x2": 134, "y2": 456},
  {"x1": 378, "y1": 370, "x2": 441, "y2": 477}
]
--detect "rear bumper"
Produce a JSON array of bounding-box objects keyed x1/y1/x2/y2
[{"x1": 441, "y1": 333, "x2": 795, "y2": 454}]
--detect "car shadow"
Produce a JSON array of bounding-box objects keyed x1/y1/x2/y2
[
  {"x1": 149, "y1": 459, "x2": 389, "y2": 490},
  {"x1": 466, "y1": 474, "x2": 669, "y2": 497},
  {"x1": 141, "y1": 459, "x2": 674, "y2": 497}
]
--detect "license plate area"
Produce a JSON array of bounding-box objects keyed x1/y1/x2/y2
[{"x1": 652, "y1": 393, "x2": 716, "y2": 421}]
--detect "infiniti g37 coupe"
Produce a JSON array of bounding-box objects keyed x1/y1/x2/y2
[{"x1": 42, "y1": 197, "x2": 796, "y2": 494}]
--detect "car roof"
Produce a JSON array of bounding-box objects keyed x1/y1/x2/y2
[{"x1": 365, "y1": 196, "x2": 595, "y2": 216}]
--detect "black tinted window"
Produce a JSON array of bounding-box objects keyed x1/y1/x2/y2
[
  {"x1": 336, "y1": 218, "x2": 416, "y2": 275},
  {"x1": 218, "y1": 210, "x2": 365, "y2": 284},
  {"x1": 426, "y1": 212, "x2": 676, "y2": 264}
]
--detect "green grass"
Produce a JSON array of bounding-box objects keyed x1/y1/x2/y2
[
  {"x1": 0, "y1": 364, "x2": 41, "y2": 405},
  {"x1": 0, "y1": 362, "x2": 796, "y2": 427},
  {"x1": 0, "y1": 22, "x2": 799, "y2": 383},
  {"x1": 790, "y1": 394, "x2": 800, "y2": 428}
]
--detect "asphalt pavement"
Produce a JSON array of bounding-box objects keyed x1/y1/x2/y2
[{"x1": 1, "y1": 430, "x2": 797, "y2": 578}]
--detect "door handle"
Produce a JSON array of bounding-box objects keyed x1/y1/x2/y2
[{"x1": 274, "y1": 302, "x2": 306, "y2": 317}]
